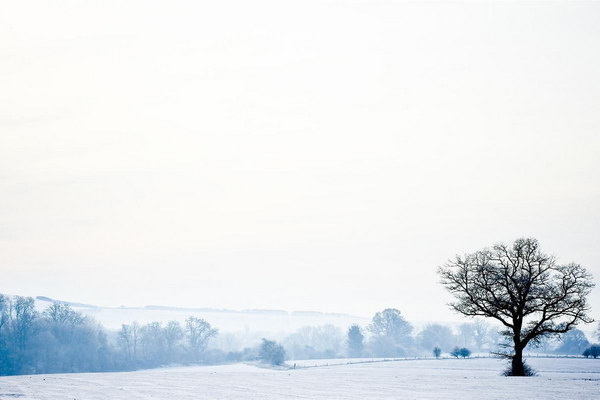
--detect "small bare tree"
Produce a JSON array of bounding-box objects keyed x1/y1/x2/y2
[
  {"x1": 163, "y1": 320, "x2": 183, "y2": 362},
  {"x1": 11, "y1": 296, "x2": 37, "y2": 351},
  {"x1": 439, "y1": 238, "x2": 594, "y2": 376},
  {"x1": 0, "y1": 295, "x2": 10, "y2": 332},
  {"x1": 118, "y1": 321, "x2": 140, "y2": 365}
]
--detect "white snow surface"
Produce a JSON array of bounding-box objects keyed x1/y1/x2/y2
[{"x1": 1, "y1": 358, "x2": 599, "y2": 399}]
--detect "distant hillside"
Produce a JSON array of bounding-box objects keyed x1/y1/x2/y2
[
  {"x1": 33, "y1": 295, "x2": 368, "y2": 334},
  {"x1": 36, "y1": 296, "x2": 98, "y2": 309}
]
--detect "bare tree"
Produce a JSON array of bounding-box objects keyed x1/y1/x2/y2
[
  {"x1": 368, "y1": 308, "x2": 412, "y2": 339},
  {"x1": 44, "y1": 303, "x2": 84, "y2": 326},
  {"x1": 367, "y1": 308, "x2": 413, "y2": 357},
  {"x1": 11, "y1": 296, "x2": 37, "y2": 351},
  {"x1": 118, "y1": 322, "x2": 140, "y2": 365},
  {"x1": 472, "y1": 319, "x2": 492, "y2": 351},
  {"x1": 44, "y1": 303, "x2": 85, "y2": 343},
  {"x1": 140, "y1": 322, "x2": 166, "y2": 365},
  {"x1": 163, "y1": 321, "x2": 183, "y2": 362},
  {"x1": 185, "y1": 317, "x2": 217, "y2": 362},
  {"x1": 417, "y1": 324, "x2": 455, "y2": 353},
  {"x1": 118, "y1": 324, "x2": 133, "y2": 363},
  {"x1": 439, "y1": 238, "x2": 594, "y2": 376},
  {"x1": 0, "y1": 295, "x2": 9, "y2": 332}
]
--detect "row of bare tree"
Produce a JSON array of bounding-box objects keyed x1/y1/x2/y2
[
  {"x1": 1, "y1": 292, "x2": 596, "y2": 376},
  {"x1": 0, "y1": 295, "x2": 111, "y2": 375},
  {"x1": 0, "y1": 294, "x2": 218, "y2": 375},
  {"x1": 116, "y1": 317, "x2": 217, "y2": 368}
]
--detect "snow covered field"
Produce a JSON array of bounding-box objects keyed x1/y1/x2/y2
[{"x1": 1, "y1": 358, "x2": 599, "y2": 399}]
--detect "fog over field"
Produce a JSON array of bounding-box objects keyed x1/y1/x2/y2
[{"x1": 2, "y1": 0, "x2": 600, "y2": 396}]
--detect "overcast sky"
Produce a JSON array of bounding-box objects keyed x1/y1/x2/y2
[{"x1": 1, "y1": 0, "x2": 599, "y2": 322}]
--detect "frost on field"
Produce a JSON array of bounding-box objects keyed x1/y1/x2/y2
[{"x1": 1, "y1": 358, "x2": 599, "y2": 400}]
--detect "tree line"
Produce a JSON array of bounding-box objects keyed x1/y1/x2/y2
[
  {"x1": 1, "y1": 292, "x2": 598, "y2": 375},
  {"x1": 0, "y1": 295, "x2": 111, "y2": 375},
  {"x1": 0, "y1": 294, "x2": 221, "y2": 375},
  {"x1": 251, "y1": 308, "x2": 600, "y2": 365},
  {"x1": 0, "y1": 297, "x2": 486, "y2": 374}
]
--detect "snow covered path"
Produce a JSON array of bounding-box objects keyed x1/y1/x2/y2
[{"x1": 1, "y1": 358, "x2": 599, "y2": 399}]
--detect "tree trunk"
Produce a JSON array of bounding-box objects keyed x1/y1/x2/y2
[{"x1": 511, "y1": 347, "x2": 525, "y2": 376}]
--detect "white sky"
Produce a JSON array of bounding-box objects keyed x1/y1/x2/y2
[{"x1": 1, "y1": 0, "x2": 599, "y2": 322}]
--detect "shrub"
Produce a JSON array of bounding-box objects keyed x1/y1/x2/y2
[
  {"x1": 450, "y1": 347, "x2": 471, "y2": 358},
  {"x1": 503, "y1": 361, "x2": 537, "y2": 376},
  {"x1": 583, "y1": 345, "x2": 600, "y2": 358},
  {"x1": 259, "y1": 339, "x2": 286, "y2": 366}
]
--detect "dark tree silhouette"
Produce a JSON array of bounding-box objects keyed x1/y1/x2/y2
[
  {"x1": 450, "y1": 347, "x2": 471, "y2": 358},
  {"x1": 583, "y1": 345, "x2": 600, "y2": 358},
  {"x1": 439, "y1": 238, "x2": 594, "y2": 376}
]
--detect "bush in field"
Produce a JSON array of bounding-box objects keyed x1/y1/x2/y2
[
  {"x1": 433, "y1": 347, "x2": 441, "y2": 358},
  {"x1": 583, "y1": 345, "x2": 600, "y2": 358},
  {"x1": 450, "y1": 347, "x2": 471, "y2": 358},
  {"x1": 502, "y1": 360, "x2": 537, "y2": 376},
  {"x1": 259, "y1": 339, "x2": 286, "y2": 366}
]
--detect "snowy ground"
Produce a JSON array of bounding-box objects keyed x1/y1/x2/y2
[{"x1": 1, "y1": 358, "x2": 599, "y2": 399}]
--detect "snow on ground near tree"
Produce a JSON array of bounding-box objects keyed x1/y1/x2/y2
[{"x1": 1, "y1": 358, "x2": 599, "y2": 399}]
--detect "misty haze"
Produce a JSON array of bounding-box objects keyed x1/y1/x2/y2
[{"x1": 1, "y1": 1, "x2": 600, "y2": 399}]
